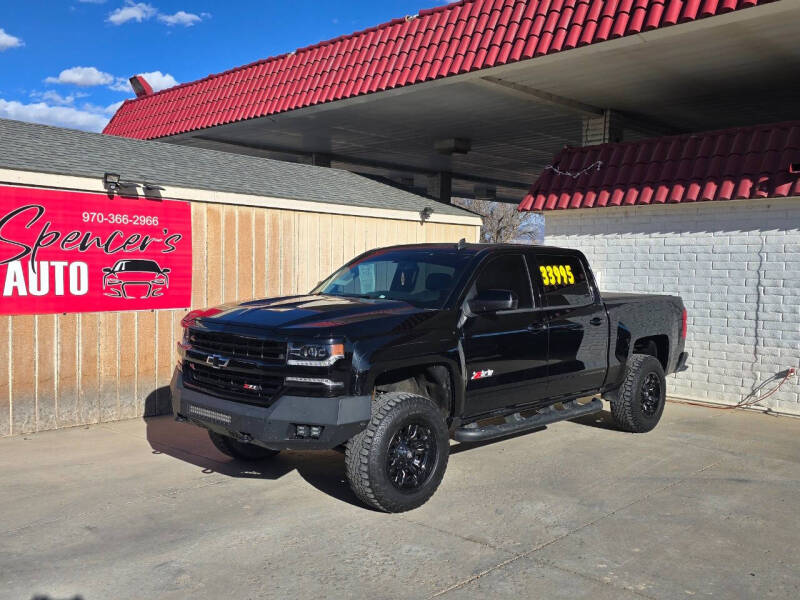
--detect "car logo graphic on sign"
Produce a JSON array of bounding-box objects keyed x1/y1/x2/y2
[
  {"x1": 471, "y1": 369, "x2": 494, "y2": 380},
  {"x1": 102, "y1": 259, "x2": 171, "y2": 299},
  {"x1": 206, "y1": 354, "x2": 231, "y2": 369}
]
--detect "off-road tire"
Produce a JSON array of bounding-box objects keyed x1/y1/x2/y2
[
  {"x1": 345, "y1": 392, "x2": 449, "y2": 513},
  {"x1": 208, "y1": 430, "x2": 280, "y2": 461},
  {"x1": 610, "y1": 353, "x2": 666, "y2": 433}
]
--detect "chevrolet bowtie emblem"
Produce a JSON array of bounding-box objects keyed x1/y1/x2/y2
[{"x1": 206, "y1": 354, "x2": 231, "y2": 369}]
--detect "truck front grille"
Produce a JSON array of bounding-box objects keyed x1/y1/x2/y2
[
  {"x1": 184, "y1": 361, "x2": 283, "y2": 406},
  {"x1": 187, "y1": 329, "x2": 286, "y2": 362}
]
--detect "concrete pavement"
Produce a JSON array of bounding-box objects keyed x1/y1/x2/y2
[{"x1": 1, "y1": 401, "x2": 799, "y2": 599}]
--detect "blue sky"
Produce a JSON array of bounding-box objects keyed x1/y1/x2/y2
[{"x1": 0, "y1": 0, "x2": 451, "y2": 132}]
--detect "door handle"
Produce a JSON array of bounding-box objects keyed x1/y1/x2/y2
[
  {"x1": 589, "y1": 317, "x2": 603, "y2": 326},
  {"x1": 527, "y1": 322, "x2": 546, "y2": 332}
]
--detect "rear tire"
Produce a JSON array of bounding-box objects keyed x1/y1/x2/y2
[
  {"x1": 208, "y1": 430, "x2": 280, "y2": 461},
  {"x1": 345, "y1": 392, "x2": 449, "y2": 513},
  {"x1": 610, "y1": 353, "x2": 666, "y2": 433}
]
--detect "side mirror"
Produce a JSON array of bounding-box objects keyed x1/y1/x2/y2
[
  {"x1": 102, "y1": 267, "x2": 112, "y2": 274},
  {"x1": 161, "y1": 268, "x2": 171, "y2": 274},
  {"x1": 468, "y1": 289, "x2": 518, "y2": 314}
]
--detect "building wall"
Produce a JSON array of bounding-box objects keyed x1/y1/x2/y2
[
  {"x1": 543, "y1": 197, "x2": 800, "y2": 415},
  {"x1": 0, "y1": 180, "x2": 480, "y2": 437}
]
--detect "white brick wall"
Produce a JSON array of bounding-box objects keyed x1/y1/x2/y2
[{"x1": 543, "y1": 197, "x2": 800, "y2": 415}]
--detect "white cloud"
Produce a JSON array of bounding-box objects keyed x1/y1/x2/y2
[
  {"x1": 108, "y1": 77, "x2": 132, "y2": 92},
  {"x1": 107, "y1": 4, "x2": 208, "y2": 27},
  {"x1": 109, "y1": 70, "x2": 178, "y2": 93},
  {"x1": 78, "y1": 100, "x2": 126, "y2": 115},
  {"x1": 157, "y1": 10, "x2": 204, "y2": 27},
  {"x1": 0, "y1": 28, "x2": 23, "y2": 51},
  {"x1": 45, "y1": 66, "x2": 115, "y2": 87},
  {"x1": 107, "y1": 2, "x2": 157, "y2": 25},
  {"x1": 137, "y1": 70, "x2": 178, "y2": 91},
  {"x1": 105, "y1": 100, "x2": 124, "y2": 114},
  {"x1": 30, "y1": 90, "x2": 88, "y2": 106},
  {"x1": 0, "y1": 99, "x2": 110, "y2": 132}
]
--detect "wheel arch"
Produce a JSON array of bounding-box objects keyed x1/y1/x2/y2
[
  {"x1": 633, "y1": 334, "x2": 669, "y2": 371},
  {"x1": 368, "y1": 360, "x2": 460, "y2": 420}
]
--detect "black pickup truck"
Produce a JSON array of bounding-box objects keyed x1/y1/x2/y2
[{"x1": 172, "y1": 243, "x2": 687, "y2": 512}]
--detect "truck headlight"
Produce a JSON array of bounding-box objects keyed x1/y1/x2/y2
[{"x1": 287, "y1": 342, "x2": 345, "y2": 366}]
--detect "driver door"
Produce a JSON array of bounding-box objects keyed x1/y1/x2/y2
[{"x1": 461, "y1": 253, "x2": 549, "y2": 418}]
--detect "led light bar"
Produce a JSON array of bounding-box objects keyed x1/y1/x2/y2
[{"x1": 189, "y1": 405, "x2": 231, "y2": 424}]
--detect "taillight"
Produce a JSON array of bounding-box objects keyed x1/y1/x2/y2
[{"x1": 681, "y1": 308, "x2": 687, "y2": 339}]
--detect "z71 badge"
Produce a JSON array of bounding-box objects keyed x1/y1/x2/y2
[{"x1": 471, "y1": 369, "x2": 494, "y2": 380}]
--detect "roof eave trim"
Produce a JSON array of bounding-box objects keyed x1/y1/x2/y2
[{"x1": 0, "y1": 168, "x2": 483, "y2": 226}]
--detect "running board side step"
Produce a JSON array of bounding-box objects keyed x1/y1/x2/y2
[{"x1": 453, "y1": 399, "x2": 603, "y2": 443}]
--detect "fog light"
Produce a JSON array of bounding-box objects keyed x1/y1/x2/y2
[{"x1": 295, "y1": 424, "x2": 323, "y2": 439}]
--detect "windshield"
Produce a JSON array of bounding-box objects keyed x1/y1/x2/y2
[
  {"x1": 314, "y1": 248, "x2": 475, "y2": 308},
  {"x1": 113, "y1": 260, "x2": 160, "y2": 272}
]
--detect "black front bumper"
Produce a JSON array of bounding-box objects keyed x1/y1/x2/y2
[{"x1": 170, "y1": 371, "x2": 371, "y2": 450}]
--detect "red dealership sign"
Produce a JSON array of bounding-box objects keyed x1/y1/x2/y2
[{"x1": 0, "y1": 185, "x2": 192, "y2": 315}]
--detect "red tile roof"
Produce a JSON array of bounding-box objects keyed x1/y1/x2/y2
[
  {"x1": 103, "y1": 0, "x2": 773, "y2": 140},
  {"x1": 518, "y1": 120, "x2": 800, "y2": 211}
]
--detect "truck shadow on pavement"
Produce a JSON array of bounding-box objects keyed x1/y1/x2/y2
[
  {"x1": 144, "y1": 414, "x2": 371, "y2": 509},
  {"x1": 568, "y1": 408, "x2": 619, "y2": 430},
  {"x1": 144, "y1": 389, "x2": 619, "y2": 509}
]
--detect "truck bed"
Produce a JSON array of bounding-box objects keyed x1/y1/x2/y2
[
  {"x1": 601, "y1": 291, "x2": 682, "y2": 303},
  {"x1": 601, "y1": 291, "x2": 685, "y2": 384}
]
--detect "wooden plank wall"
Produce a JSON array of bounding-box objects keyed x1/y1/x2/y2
[{"x1": 0, "y1": 201, "x2": 479, "y2": 436}]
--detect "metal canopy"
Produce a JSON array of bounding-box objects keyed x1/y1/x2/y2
[{"x1": 166, "y1": 1, "x2": 800, "y2": 204}]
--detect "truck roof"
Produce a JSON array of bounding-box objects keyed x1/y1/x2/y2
[{"x1": 367, "y1": 242, "x2": 584, "y2": 256}]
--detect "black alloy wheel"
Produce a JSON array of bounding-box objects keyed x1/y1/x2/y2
[
  {"x1": 640, "y1": 372, "x2": 662, "y2": 417},
  {"x1": 386, "y1": 421, "x2": 438, "y2": 491},
  {"x1": 608, "y1": 353, "x2": 667, "y2": 433},
  {"x1": 345, "y1": 391, "x2": 450, "y2": 512}
]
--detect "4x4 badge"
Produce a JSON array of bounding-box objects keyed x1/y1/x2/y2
[
  {"x1": 206, "y1": 354, "x2": 231, "y2": 369},
  {"x1": 471, "y1": 369, "x2": 494, "y2": 380}
]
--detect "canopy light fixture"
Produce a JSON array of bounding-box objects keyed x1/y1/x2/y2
[{"x1": 420, "y1": 206, "x2": 434, "y2": 223}]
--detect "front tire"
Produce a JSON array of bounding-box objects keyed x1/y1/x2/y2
[
  {"x1": 610, "y1": 353, "x2": 667, "y2": 433},
  {"x1": 345, "y1": 392, "x2": 449, "y2": 513},
  {"x1": 208, "y1": 431, "x2": 280, "y2": 461}
]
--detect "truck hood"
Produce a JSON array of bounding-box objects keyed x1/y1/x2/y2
[{"x1": 194, "y1": 294, "x2": 440, "y2": 337}]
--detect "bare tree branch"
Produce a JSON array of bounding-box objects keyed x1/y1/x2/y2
[{"x1": 452, "y1": 198, "x2": 544, "y2": 244}]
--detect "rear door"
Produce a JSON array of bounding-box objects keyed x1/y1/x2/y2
[
  {"x1": 529, "y1": 252, "x2": 608, "y2": 398},
  {"x1": 461, "y1": 252, "x2": 549, "y2": 417}
]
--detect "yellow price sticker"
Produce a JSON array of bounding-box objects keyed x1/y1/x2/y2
[{"x1": 539, "y1": 264, "x2": 575, "y2": 287}]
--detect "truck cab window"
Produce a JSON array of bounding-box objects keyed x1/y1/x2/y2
[
  {"x1": 315, "y1": 248, "x2": 473, "y2": 308},
  {"x1": 471, "y1": 254, "x2": 533, "y2": 309},
  {"x1": 533, "y1": 254, "x2": 593, "y2": 307}
]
